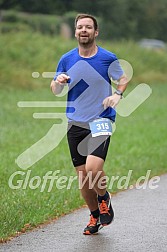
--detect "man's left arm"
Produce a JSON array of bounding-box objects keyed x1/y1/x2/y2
[{"x1": 103, "y1": 74, "x2": 128, "y2": 109}]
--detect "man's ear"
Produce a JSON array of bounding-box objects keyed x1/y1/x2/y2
[{"x1": 95, "y1": 30, "x2": 99, "y2": 38}]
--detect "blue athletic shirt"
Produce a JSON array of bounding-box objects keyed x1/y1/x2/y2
[{"x1": 54, "y1": 46, "x2": 123, "y2": 123}]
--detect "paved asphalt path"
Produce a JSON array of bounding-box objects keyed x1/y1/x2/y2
[{"x1": 0, "y1": 174, "x2": 167, "y2": 252}]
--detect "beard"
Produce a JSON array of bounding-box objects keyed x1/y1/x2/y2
[{"x1": 78, "y1": 35, "x2": 95, "y2": 47}]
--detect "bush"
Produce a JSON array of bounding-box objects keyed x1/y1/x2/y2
[
  {"x1": 0, "y1": 22, "x2": 32, "y2": 33},
  {"x1": 0, "y1": 10, "x2": 62, "y2": 35},
  {"x1": 63, "y1": 11, "x2": 77, "y2": 33}
]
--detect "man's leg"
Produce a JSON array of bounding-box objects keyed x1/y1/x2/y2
[
  {"x1": 76, "y1": 164, "x2": 98, "y2": 211},
  {"x1": 85, "y1": 155, "x2": 114, "y2": 226},
  {"x1": 76, "y1": 164, "x2": 101, "y2": 235},
  {"x1": 85, "y1": 155, "x2": 106, "y2": 196}
]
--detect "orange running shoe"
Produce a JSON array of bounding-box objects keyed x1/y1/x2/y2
[
  {"x1": 99, "y1": 193, "x2": 114, "y2": 226},
  {"x1": 83, "y1": 215, "x2": 102, "y2": 235}
]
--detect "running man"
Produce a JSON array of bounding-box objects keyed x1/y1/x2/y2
[{"x1": 51, "y1": 13, "x2": 128, "y2": 235}]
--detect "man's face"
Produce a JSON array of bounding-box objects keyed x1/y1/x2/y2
[{"x1": 75, "y1": 18, "x2": 98, "y2": 46}]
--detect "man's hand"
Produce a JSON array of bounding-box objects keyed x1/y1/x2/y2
[
  {"x1": 55, "y1": 74, "x2": 70, "y2": 85},
  {"x1": 103, "y1": 93, "x2": 122, "y2": 109},
  {"x1": 51, "y1": 74, "x2": 70, "y2": 95}
]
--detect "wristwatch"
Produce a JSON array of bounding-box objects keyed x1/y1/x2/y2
[{"x1": 114, "y1": 89, "x2": 123, "y2": 97}]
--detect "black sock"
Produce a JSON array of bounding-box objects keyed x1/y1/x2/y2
[
  {"x1": 98, "y1": 191, "x2": 109, "y2": 203},
  {"x1": 91, "y1": 208, "x2": 100, "y2": 218}
]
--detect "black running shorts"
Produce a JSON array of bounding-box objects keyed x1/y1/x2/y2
[{"x1": 67, "y1": 123, "x2": 110, "y2": 167}]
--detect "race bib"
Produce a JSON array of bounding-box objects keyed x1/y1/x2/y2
[{"x1": 89, "y1": 118, "x2": 112, "y2": 137}]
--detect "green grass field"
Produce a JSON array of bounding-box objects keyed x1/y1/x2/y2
[{"x1": 0, "y1": 32, "x2": 167, "y2": 241}]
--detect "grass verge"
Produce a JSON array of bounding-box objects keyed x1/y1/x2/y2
[{"x1": 0, "y1": 83, "x2": 167, "y2": 241}]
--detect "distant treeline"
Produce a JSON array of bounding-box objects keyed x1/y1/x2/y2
[{"x1": 1, "y1": 0, "x2": 167, "y2": 41}]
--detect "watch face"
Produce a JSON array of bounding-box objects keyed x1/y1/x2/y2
[{"x1": 115, "y1": 90, "x2": 122, "y2": 95}]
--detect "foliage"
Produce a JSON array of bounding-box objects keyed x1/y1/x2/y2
[
  {"x1": 0, "y1": 10, "x2": 61, "y2": 35},
  {"x1": 0, "y1": 0, "x2": 167, "y2": 40}
]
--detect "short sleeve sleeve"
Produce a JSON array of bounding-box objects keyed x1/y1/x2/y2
[
  {"x1": 53, "y1": 57, "x2": 66, "y2": 81},
  {"x1": 108, "y1": 56, "x2": 124, "y2": 81}
]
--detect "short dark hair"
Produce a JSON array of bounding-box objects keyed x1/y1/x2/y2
[{"x1": 75, "y1": 13, "x2": 98, "y2": 30}]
